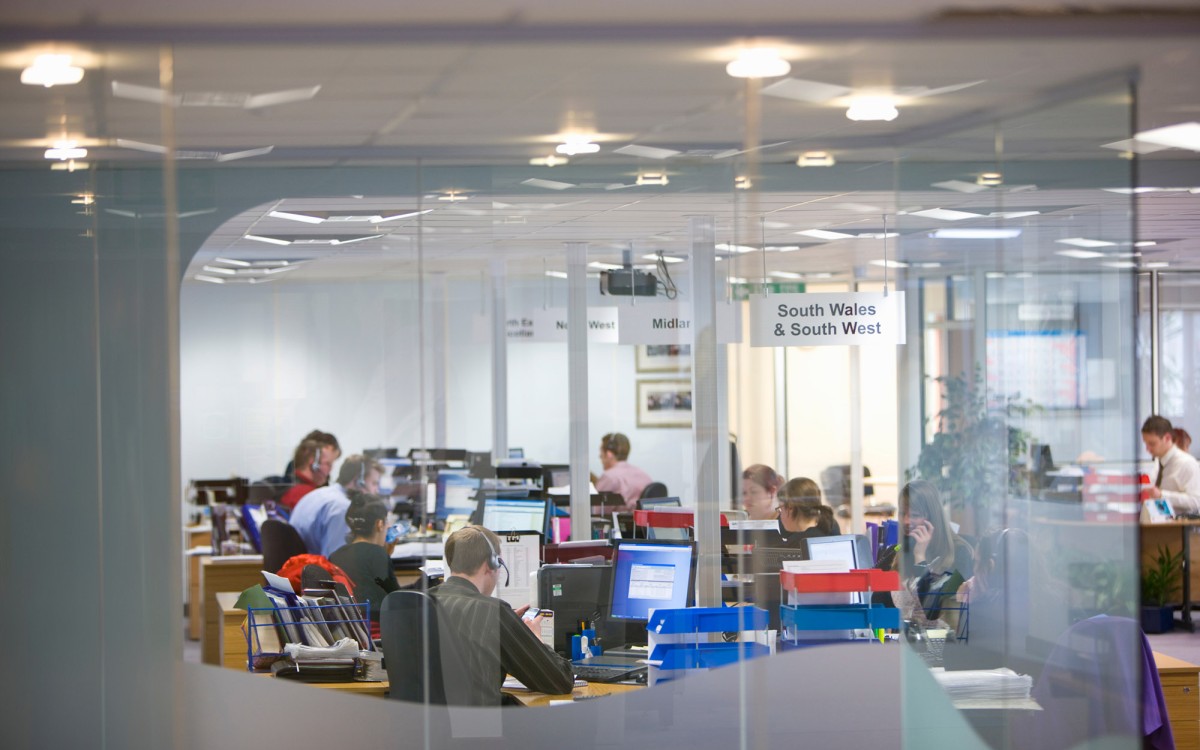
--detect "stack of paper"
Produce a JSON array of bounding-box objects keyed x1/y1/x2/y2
[{"x1": 930, "y1": 667, "x2": 1033, "y2": 701}]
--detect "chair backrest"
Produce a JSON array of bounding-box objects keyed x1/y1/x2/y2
[
  {"x1": 260, "y1": 519, "x2": 308, "y2": 573},
  {"x1": 640, "y1": 481, "x2": 669, "y2": 499},
  {"x1": 380, "y1": 590, "x2": 473, "y2": 705}
]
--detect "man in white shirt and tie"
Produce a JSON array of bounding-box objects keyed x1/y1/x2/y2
[{"x1": 1143, "y1": 416, "x2": 1200, "y2": 515}]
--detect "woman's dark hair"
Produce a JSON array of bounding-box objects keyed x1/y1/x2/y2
[
  {"x1": 778, "y1": 477, "x2": 838, "y2": 535},
  {"x1": 344, "y1": 489, "x2": 388, "y2": 541}
]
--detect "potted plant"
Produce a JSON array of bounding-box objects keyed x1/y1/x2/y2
[
  {"x1": 1142, "y1": 545, "x2": 1184, "y2": 634},
  {"x1": 909, "y1": 367, "x2": 1038, "y2": 535}
]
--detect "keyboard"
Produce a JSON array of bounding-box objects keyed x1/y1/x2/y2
[{"x1": 572, "y1": 664, "x2": 646, "y2": 684}]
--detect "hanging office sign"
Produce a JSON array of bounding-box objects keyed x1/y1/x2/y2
[
  {"x1": 749, "y1": 291, "x2": 906, "y2": 347},
  {"x1": 523, "y1": 307, "x2": 620, "y2": 343},
  {"x1": 617, "y1": 302, "x2": 741, "y2": 344}
]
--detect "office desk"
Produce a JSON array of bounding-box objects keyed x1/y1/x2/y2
[
  {"x1": 1141, "y1": 520, "x2": 1200, "y2": 631},
  {"x1": 506, "y1": 681, "x2": 640, "y2": 707},
  {"x1": 200, "y1": 555, "x2": 264, "y2": 665},
  {"x1": 1155, "y1": 651, "x2": 1199, "y2": 749}
]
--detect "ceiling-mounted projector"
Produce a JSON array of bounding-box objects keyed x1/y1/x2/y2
[{"x1": 600, "y1": 266, "x2": 658, "y2": 296}]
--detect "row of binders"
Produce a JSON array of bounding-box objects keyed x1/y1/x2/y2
[{"x1": 245, "y1": 573, "x2": 374, "y2": 673}]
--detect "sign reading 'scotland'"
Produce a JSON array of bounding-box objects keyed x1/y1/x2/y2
[{"x1": 749, "y1": 291, "x2": 906, "y2": 347}]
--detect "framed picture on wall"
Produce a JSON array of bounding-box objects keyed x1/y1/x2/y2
[
  {"x1": 636, "y1": 344, "x2": 692, "y2": 373},
  {"x1": 637, "y1": 379, "x2": 693, "y2": 428}
]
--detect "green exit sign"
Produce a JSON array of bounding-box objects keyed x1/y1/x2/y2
[{"x1": 731, "y1": 281, "x2": 806, "y2": 300}]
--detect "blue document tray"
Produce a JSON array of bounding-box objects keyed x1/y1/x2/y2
[
  {"x1": 780, "y1": 603, "x2": 901, "y2": 631},
  {"x1": 651, "y1": 641, "x2": 771, "y2": 670},
  {"x1": 647, "y1": 606, "x2": 769, "y2": 635}
]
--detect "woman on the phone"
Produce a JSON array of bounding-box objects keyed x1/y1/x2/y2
[{"x1": 891, "y1": 480, "x2": 973, "y2": 627}]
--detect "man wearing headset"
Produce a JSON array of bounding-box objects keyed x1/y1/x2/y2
[
  {"x1": 592, "y1": 432, "x2": 653, "y2": 509},
  {"x1": 279, "y1": 438, "x2": 337, "y2": 512},
  {"x1": 431, "y1": 525, "x2": 574, "y2": 705},
  {"x1": 290, "y1": 454, "x2": 383, "y2": 557}
]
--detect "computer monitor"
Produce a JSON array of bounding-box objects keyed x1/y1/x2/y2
[
  {"x1": 479, "y1": 496, "x2": 550, "y2": 538},
  {"x1": 637, "y1": 496, "x2": 682, "y2": 511},
  {"x1": 542, "y1": 464, "x2": 571, "y2": 489},
  {"x1": 803, "y1": 534, "x2": 872, "y2": 569},
  {"x1": 608, "y1": 539, "x2": 697, "y2": 624},
  {"x1": 434, "y1": 471, "x2": 481, "y2": 520},
  {"x1": 538, "y1": 564, "x2": 632, "y2": 657}
]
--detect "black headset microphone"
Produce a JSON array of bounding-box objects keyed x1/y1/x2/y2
[{"x1": 480, "y1": 528, "x2": 510, "y2": 587}]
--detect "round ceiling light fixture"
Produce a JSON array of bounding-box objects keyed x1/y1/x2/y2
[
  {"x1": 845, "y1": 97, "x2": 899, "y2": 122},
  {"x1": 726, "y1": 48, "x2": 791, "y2": 79},
  {"x1": 22, "y1": 54, "x2": 84, "y2": 87}
]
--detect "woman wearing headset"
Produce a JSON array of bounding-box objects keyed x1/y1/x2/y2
[{"x1": 329, "y1": 490, "x2": 407, "y2": 638}]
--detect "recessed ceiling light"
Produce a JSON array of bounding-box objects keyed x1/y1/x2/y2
[
  {"x1": 71, "y1": 193, "x2": 94, "y2": 205},
  {"x1": 846, "y1": 97, "x2": 899, "y2": 122},
  {"x1": 796, "y1": 229, "x2": 854, "y2": 240},
  {"x1": 734, "y1": 175, "x2": 752, "y2": 190},
  {"x1": 269, "y1": 210, "x2": 325, "y2": 224},
  {"x1": 988, "y1": 211, "x2": 1040, "y2": 219},
  {"x1": 726, "y1": 48, "x2": 791, "y2": 79},
  {"x1": 438, "y1": 191, "x2": 469, "y2": 202},
  {"x1": 201, "y1": 265, "x2": 237, "y2": 275},
  {"x1": 870, "y1": 259, "x2": 908, "y2": 268},
  {"x1": 767, "y1": 245, "x2": 801, "y2": 252},
  {"x1": 769, "y1": 271, "x2": 804, "y2": 279},
  {"x1": 614, "y1": 144, "x2": 681, "y2": 160},
  {"x1": 909, "y1": 208, "x2": 981, "y2": 221},
  {"x1": 857, "y1": 232, "x2": 898, "y2": 239},
  {"x1": 213, "y1": 257, "x2": 251, "y2": 267},
  {"x1": 1056, "y1": 249, "x2": 1106, "y2": 259},
  {"x1": 913, "y1": 262, "x2": 942, "y2": 268},
  {"x1": 588, "y1": 262, "x2": 623, "y2": 271},
  {"x1": 22, "y1": 54, "x2": 84, "y2": 87},
  {"x1": 977, "y1": 172, "x2": 1003, "y2": 186},
  {"x1": 1134, "y1": 122, "x2": 1200, "y2": 152},
  {"x1": 545, "y1": 270, "x2": 568, "y2": 279},
  {"x1": 636, "y1": 173, "x2": 669, "y2": 186},
  {"x1": 932, "y1": 180, "x2": 990, "y2": 194},
  {"x1": 244, "y1": 234, "x2": 292, "y2": 246},
  {"x1": 1102, "y1": 187, "x2": 1164, "y2": 195},
  {"x1": 1144, "y1": 262, "x2": 1170, "y2": 269},
  {"x1": 728, "y1": 277, "x2": 750, "y2": 284},
  {"x1": 1135, "y1": 241, "x2": 1157, "y2": 248},
  {"x1": 529, "y1": 155, "x2": 568, "y2": 167},
  {"x1": 796, "y1": 151, "x2": 835, "y2": 167},
  {"x1": 1056, "y1": 237, "x2": 1116, "y2": 248},
  {"x1": 522, "y1": 177, "x2": 575, "y2": 191},
  {"x1": 715, "y1": 243, "x2": 758, "y2": 253},
  {"x1": 194, "y1": 274, "x2": 226, "y2": 284},
  {"x1": 556, "y1": 136, "x2": 600, "y2": 156},
  {"x1": 44, "y1": 140, "x2": 87, "y2": 160},
  {"x1": 1101, "y1": 261, "x2": 1138, "y2": 269},
  {"x1": 1101, "y1": 138, "x2": 1171, "y2": 155},
  {"x1": 930, "y1": 229, "x2": 1022, "y2": 239}
]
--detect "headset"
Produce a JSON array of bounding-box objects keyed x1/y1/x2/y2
[
  {"x1": 354, "y1": 456, "x2": 366, "y2": 489},
  {"x1": 602, "y1": 433, "x2": 622, "y2": 457},
  {"x1": 310, "y1": 443, "x2": 323, "y2": 475},
  {"x1": 479, "y1": 527, "x2": 510, "y2": 587}
]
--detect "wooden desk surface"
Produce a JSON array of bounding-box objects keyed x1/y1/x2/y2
[
  {"x1": 1154, "y1": 651, "x2": 1200, "y2": 674},
  {"x1": 508, "y1": 681, "x2": 641, "y2": 707}
]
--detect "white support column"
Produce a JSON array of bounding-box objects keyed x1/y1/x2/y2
[
  {"x1": 690, "y1": 215, "x2": 720, "y2": 608},
  {"x1": 565, "y1": 242, "x2": 591, "y2": 540},
  {"x1": 429, "y1": 272, "x2": 448, "y2": 448},
  {"x1": 490, "y1": 259, "x2": 508, "y2": 461}
]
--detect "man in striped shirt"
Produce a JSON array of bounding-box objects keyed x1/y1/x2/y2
[{"x1": 430, "y1": 526, "x2": 574, "y2": 705}]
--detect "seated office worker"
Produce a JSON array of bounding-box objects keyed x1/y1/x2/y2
[
  {"x1": 280, "y1": 438, "x2": 337, "y2": 512},
  {"x1": 593, "y1": 432, "x2": 653, "y2": 509},
  {"x1": 283, "y1": 429, "x2": 340, "y2": 484},
  {"x1": 431, "y1": 526, "x2": 574, "y2": 705},
  {"x1": 776, "y1": 477, "x2": 840, "y2": 545},
  {"x1": 1142, "y1": 416, "x2": 1200, "y2": 514},
  {"x1": 889, "y1": 480, "x2": 973, "y2": 627},
  {"x1": 328, "y1": 491, "x2": 401, "y2": 638},
  {"x1": 742, "y1": 464, "x2": 782, "y2": 521},
  {"x1": 290, "y1": 454, "x2": 382, "y2": 557}
]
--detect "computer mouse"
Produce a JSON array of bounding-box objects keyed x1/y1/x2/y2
[{"x1": 633, "y1": 671, "x2": 648, "y2": 685}]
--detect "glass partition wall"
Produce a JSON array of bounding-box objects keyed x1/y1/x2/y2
[{"x1": 2, "y1": 34, "x2": 1153, "y2": 750}]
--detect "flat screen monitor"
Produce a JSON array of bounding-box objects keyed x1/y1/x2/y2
[
  {"x1": 435, "y1": 471, "x2": 480, "y2": 520},
  {"x1": 479, "y1": 496, "x2": 550, "y2": 537},
  {"x1": 537, "y1": 564, "x2": 631, "y2": 657},
  {"x1": 542, "y1": 464, "x2": 571, "y2": 489},
  {"x1": 637, "y1": 496, "x2": 682, "y2": 511},
  {"x1": 608, "y1": 539, "x2": 696, "y2": 623},
  {"x1": 803, "y1": 534, "x2": 872, "y2": 569}
]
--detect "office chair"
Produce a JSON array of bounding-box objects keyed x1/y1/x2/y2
[
  {"x1": 380, "y1": 590, "x2": 473, "y2": 706},
  {"x1": 639, "y1": 481, "x2": 669, "y2": 500},
  {"x1": 260, "y1": 519, "x2": 308, "y2": 573}
]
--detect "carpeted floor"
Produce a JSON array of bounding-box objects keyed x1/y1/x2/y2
[{"x1": 1148, "y1": 625, "x2": 1200, "y2": 663}]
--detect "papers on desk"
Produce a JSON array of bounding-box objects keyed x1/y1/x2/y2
[
  {"x1": 391, "y1": 541, "x2": 445, "y2": 559},
  {"x1": 419, "y1": 561, "x2": 445, "y2": 578},
  {"x1": 503, "y1": 676, "x2": 587, "y2": 691},
  {"x1": 931, "y1": 667, "x2": 1033, "y2": 702}
]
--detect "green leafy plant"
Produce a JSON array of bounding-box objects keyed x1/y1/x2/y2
[
  {"x1": 909, "y1": 367, "x2": 1038, "y2": 515},
  {"x1": 1142, "y1": 545, "x2": 1184, "y2": 608}
]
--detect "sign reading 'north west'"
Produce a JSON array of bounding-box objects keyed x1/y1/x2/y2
[{"x1": 749, "y1": 291, "x2": 906, "y2": 347}]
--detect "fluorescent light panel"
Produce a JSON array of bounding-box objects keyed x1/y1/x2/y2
[
  {"x1": 909, "y1": 208, "x2": 981, "y2": 221},
  {"x1": 796, "y1": 229, "x2": 854, "y2": 240},
  {"x1": 1055, "y1": 249, "x2": 1106, "y2": 259},
  {"x1": 1056, "y1": 237, "x2": 1116, "y2": 248},
  {"x1": 1134, "y1": 122, "x2": 1200, "y2": 152},
  {"x1": 930, "y1": 229, "x2": 1022, "y2": 239}
]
